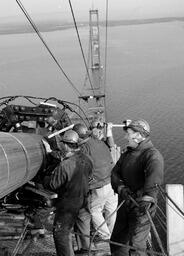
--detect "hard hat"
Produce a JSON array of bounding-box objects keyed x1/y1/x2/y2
[
  {"x1": 46, "y1": 116, "x2": 57, "y2": 126},
  {"x1": 73, "y1": 123, "x2": 91, "y2": 139},
  {"x1": 61, "y1": 130, "x2": 79, "y2": 144},
  {"x1": 124, "y1": 119, "x2": 150, "y2": 136},
  {"x1": 90, "y1": 120, "x2": 104, "y2": 130}
]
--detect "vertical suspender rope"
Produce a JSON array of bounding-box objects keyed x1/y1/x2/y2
[{"x1": 103, "y1": 0, "x2": 109, "y2": 121}]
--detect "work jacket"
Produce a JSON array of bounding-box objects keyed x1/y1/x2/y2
[
  {"x1": 44, "y1": 150, "x2": 93, "y2": 212},
  {"x1": 80, "y1": 136, "x2": 114, "y2": 190},
  {"x1": 111, "y1": 138, "x2": 164, "y2": 200}
]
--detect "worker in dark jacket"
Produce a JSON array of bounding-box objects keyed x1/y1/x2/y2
[
  {"x1": 43, "y1": 130, "x2": 93, "y2": 256},
  {"x1": 110, "y1": 119, "x2": 164, "y2": 256}
]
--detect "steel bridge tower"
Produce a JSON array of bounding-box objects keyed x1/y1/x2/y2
[{"x1": 79, "y1": 9, "x2": 106, "y2": 124}]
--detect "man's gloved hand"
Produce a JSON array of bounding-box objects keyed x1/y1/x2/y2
[
  {"x1": 138, "y1": 196, "x2": 156, "y2": 216},
  {"x1": 117, "y1": 185, "x2": 131, "y2": 200},
  {"x1": 106, "y1": 122, "x2": 113, "y2": 137},
  {"x1": 138, "y1": 201, "x2": 152, "y2": 216},
  {"x1": 42, "y1": 139, "x2": 52, "y2": 153}
]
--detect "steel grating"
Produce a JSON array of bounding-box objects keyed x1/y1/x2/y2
[{"x1": 0, "y1": 208, "x2": 111, "y2": 256}]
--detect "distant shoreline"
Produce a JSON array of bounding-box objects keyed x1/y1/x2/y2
[{"x1": 0, "y1": 16, "x2": 184, "y2": 35}]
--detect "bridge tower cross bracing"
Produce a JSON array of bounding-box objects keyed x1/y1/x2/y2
[{"x1": 79, "y1": 9, "x2": 106, "y2": 124}]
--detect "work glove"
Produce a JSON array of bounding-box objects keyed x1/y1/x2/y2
[
  {"x1": 117, "y1": 185, "x2": 131, "y2": 200},
  {"x1": 138, "y1": 201, "x2": 152, "y2": 216},
  {"x1": 42, "y1": 139, "x2": 52, "y2": 153},
  {"x1": 138, "y1": 196, "x2": 156, "y2": 216},
  {"x1": 106, "y1": 122, "x2": 113, "y2": 137}
]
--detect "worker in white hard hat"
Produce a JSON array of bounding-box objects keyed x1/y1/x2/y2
[{"x1": 110, "y1": 119, "x2": 164, "y2": 256}]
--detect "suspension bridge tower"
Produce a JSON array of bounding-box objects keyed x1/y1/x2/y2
[{"x1": 79, "y1": 9, "x2": 106, "y2": 124}]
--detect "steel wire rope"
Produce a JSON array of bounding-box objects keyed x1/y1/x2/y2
[
  {"x1": 153, "y1": 191, "x2": 167, "y2": 232},
  {"x1": 155, "y1": 205, "x2": 167, "y2": 231},
  {"x1": 154, "y1": 210, "x2": 167, "y2": 233},
  {"x1": 158, "y1": 184, "x2": 184, "y2": 218},
  {"x1": 62, "y1": 100, "x2": 91, "y2": 125},
  {"x1": 44, "y1": 97, "x2": 90, "y2": 126},
  {"x1": 16, "y1": 0, "x2": 82, "y2": 97},
  {"x1": 68, "y1": 0, "x2": 95, "y2": 96},
  {"x1": 156, "y1": 204, "x2": 167, "y2": 221},
  {"x1": 166, "y1": 201, "x2": 184, "y2": 222},
  {"x1": 88, "y1": 196, "x2": 166, "y2": 256},
  {"x1": 159, "y1": 187, "x2": 184, "y2": 223},
  {"x1": 158, "y1": 185, "x2": 184, "y2": 222},
  {"x1": 71, "y1": 230, "x2": 165, "y2": 256},
  {"x1": 12, "y1": 218, "x2": 29, "y2": 256},
  {"x1": 0, "y1": 96, "x2": 17, "y2": 107},
  {"x1": 0, "y1": 95, "x2": 49, "y2": 107},
  {"x1": 109, "y1": 241, "x2": 166, "y2": 256},
  {"x1": 0, "y1": 95, "x2": 90, "y2": 126},
  {"x1": 128, "y1": 195, "x2": 168, "y2": 256},
  {"x1": 155, "y1": 214, "x2": 167, "y2": 234},
  {"x1": 103, "y1": 0, "x2": 109, "y2": 121},
  {"x1": 82, "y1": 30, "x2": 91, "y2": 89},
  {"x1": 0, "y1": 95, "x2": 46, "y2": 101},
  {"x1": 88, "y1": 199, "x2": 126, "y2": 256}
]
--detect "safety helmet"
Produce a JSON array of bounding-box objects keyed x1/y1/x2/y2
[
  {"x1": 73, "y1": 123, "x2": 91, "y2": 139},
  {"x1": 46, "y1": 116, "x2": 57, "y2": 126},
  {"x1": 61, "y1": 130, "x2": 79, "y2": 144},
  {"x1": 124, "y1": 119, "x2": 150, "y2": 136},
  {"x1": 90, "y1": 120, "x2": 104, "y2": 130}
]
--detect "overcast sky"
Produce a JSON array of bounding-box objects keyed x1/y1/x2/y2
[{"x1": 1, "y1": 0, "x2": 184, "y2": 21}]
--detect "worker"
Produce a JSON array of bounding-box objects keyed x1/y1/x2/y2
[
  {"x1": 73, "y1": 123, "x2": 118, "y2": 250},
  {"x1": 90, "y1": 120, "x2": 105, "y2": 141},
  {"x1": 44, "y1": 109, "x2": 70, "y2": 158},
  {"x1": 42, "y1": 109, "x2": 72, "y2": 176},
  {"x1": 90, "y1": 120, "x2": 121, "y2": 163},
  {"x1": 110, "y1": 119, "x2": 164, "y2": 256},
  {"x1": 43, "y1": 130, "x2": 93, "y2": 256}
]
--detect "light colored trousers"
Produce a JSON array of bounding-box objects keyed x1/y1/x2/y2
[
  {"x1": 75, "y1": 183, "x2": 118, "y2": 250},
  {"x1": 90, "y1": 183, "x2": 118, "y2": 239}
]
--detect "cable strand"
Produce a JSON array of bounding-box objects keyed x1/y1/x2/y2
[
  {"x1": 68, "y1": 0, "x2": 95, "y2": 95},
  {"x1": 16, "y1": 0, "x2": 82, "y2": 97}
]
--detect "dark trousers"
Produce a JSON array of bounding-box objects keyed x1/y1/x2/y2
[
  {"x1": 110, "y1": 200, "x2": 153, "y2": 256},
  {"x1": 53, "y1": 202, "x2": 81, "y2": 256},
  {"x1": 74, "y1": 207, "x2": 91, "y2": 250}
]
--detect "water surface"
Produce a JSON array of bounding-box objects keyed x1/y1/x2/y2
[{"x1": 1, "y1": 21, "x2": 184, "y2": 183}]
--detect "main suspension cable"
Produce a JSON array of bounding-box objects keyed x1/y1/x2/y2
[
  {"x1": 103, "y1": 0, "x2": 109, "y2": 93},
  {"x1": 68, "y1": 0, "x2": 95, "y2": 96},
  {"x1": 82, "y1": 32, "x2": 91, "y2": 88},
  {"x1": 16, "y1": 0, "x2": 82, "y2": 97},
  {"x1": 44, "y1": 97, "x2": 90, "y2": 126},
  {"x1": 102, "y1": 0, "x2": 109, "y2": 121}
]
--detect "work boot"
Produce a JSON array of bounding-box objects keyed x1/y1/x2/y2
[
  {"x1": 93, "y1": 234, "x2": 110, "y2": 244},
  {"x1": 75, "y1": 248, "x2": 96, "y2": 255}
]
